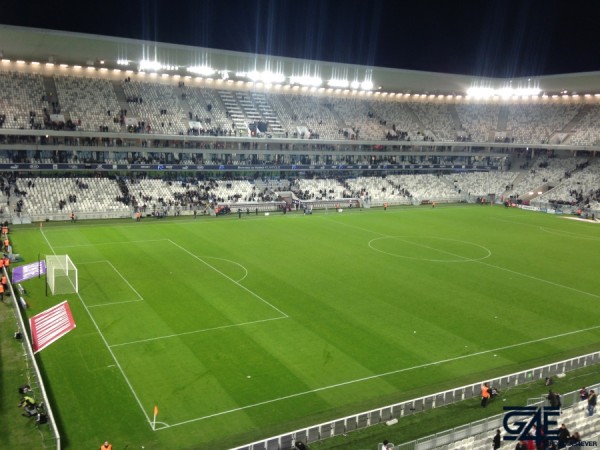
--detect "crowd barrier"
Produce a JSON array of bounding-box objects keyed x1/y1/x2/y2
[{"x1": 232, "y1": 352, "x2": 600, "y2": 450}]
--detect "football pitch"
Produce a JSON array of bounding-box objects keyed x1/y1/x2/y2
[{"x1": 14, "y1": 205, "x2": 600, "y2": 449}]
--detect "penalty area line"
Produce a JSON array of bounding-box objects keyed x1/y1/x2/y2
[
  {"x1": 109, "y1": 316, "x2": 287, "y2": 348},
  {"x1": 167, "y1": 238, "x2": 288, "y2": 318}
]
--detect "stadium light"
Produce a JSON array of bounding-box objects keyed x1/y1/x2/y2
[
  {"x1": 139, "y1": 59, "x2": 162, "y2": 72},
  {"x1": 187, "y1": 65, "x2": 215, "y2": 76},
  {"x1": 360, "y1": 80, "x2": 374, "y2": 91},
  {"x1": 31, "y1": 61, "x2": 40, "y2": 65},
  {"x1": 328, "y1": 79, "x2": 349, "y2": 88},
  {"x1": 290, "y1": 75, "x2": 322, "y2": 87},
  {"x1": 117, "y1": 59, "x2": 129, "y2": 66},
  {"x1": 467, "y1": 87, "x2": 541, "y2": 99},
  {"x1": 350, "y1": 80, "x2": 360, "y2": 89},
  {"x1": 257, "y1": 71, "x2": 285, "y2": 84}
]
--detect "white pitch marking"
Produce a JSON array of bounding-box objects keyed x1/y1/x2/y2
[
  {"x1": 368, "y1": 235, "x2": 492, "y2": 262},
  {"x1": 330, "y1": 216, "x2": 599, "y2": 298},
  {"x1": 158, "y1": 323, "x2": 600, "y2": 429},
  {"x1": 39, "y1": 227, "x2": 155, "y2": 428},
  {"x1": 167, "y1": 239, "x2": 288, "y2": 318},
  {"x1": 109, "y1": 316, "x2": 287, "y2": 348},
  {"x1": 52, "y1": 238, "x2": 170, "y2": 249}
]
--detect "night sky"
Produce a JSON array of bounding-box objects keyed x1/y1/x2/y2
[{"x1": 2, "y1": 0, "x2": 600, "y2": 77}]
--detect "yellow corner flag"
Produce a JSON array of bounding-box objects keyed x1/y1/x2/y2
[{"x1": 154, "y1": 405, "x2": 158, "y2": 416}]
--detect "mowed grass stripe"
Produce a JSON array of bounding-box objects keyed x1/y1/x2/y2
[
  {"x1": 10, "y1": 206, "x2": 600, "y2": 449},
  {"x1": 73, "y1": 239, "x2": 284, "y2": 346}
]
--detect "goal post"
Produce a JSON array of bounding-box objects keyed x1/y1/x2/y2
[{"x1": 46, "y1": 255, "x2": 78, "y2": 295}]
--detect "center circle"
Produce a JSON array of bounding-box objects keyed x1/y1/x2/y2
[{"x1": 368, "y1": 236, "x2": 492, "y2": 262}]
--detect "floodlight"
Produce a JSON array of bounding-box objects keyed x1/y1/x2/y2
[
  {"x1": 290, "y1": 75, "x2": 322, "y2": 87},
  {"x1": 139, "y1": 59, "x2": 162, "y2": 72},
  {"x1": 328, "y1": 79, "x2": 349, "y2": 88}
]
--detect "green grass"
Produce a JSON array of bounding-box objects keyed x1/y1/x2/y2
[{"x1": 9, "y1": 205, "x2": 600, "y2": 449}]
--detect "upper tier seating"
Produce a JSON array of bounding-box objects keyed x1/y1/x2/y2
[
  {"x1": 0, "y1": 71, "x2": 47, "y2": 129},
  {"x1": 122, "y1": 80, "x2": 188, "y2": 135},
  {"x1": 0, "y1": 68, "x2": 599, "y2": 146},
  {"x1": 54, "y1": 75, "x2": 122, "y2": 132}
]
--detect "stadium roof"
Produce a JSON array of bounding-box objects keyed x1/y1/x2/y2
[{"x1": 1, "y1": 24, "x2": 600, "y2": 96}]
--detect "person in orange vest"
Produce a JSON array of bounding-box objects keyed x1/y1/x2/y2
[
  {"x1": 100, "y1": 441, "x2": 112, "y2": 450},
  {"x1": 3, "y1": 255, "x2": 10, "y2": 268},
  {"x1": 1, "y1": 225, "x2": 8, "y2": 235},
  {"x1": 383, "y1": 202, "x2": 388, "y2": 211},
  {"x1": 3, "y1": 238, "x2": 8, "y2": 251},
  {"x1": 0, "y1": 282, "x2": 4, "y2": 302},
  {"x1": 136, "y1": 211, "x2": 141, "y2": 222},
  {"x1": 481, "y1": 382, "x2": 491, "y2": 407},
  {"x1": 1, "y1": 274, "x2": 6, "y2": 292}
]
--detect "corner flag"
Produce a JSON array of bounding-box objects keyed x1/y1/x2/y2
[{"x1": 153, "y1": 405, "x2": 158, "y2": 429}]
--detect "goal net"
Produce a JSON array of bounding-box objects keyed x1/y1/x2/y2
[{"x1": 46, "y1": 255, "x2": 78, "y2": 295}]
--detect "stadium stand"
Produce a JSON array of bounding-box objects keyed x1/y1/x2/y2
[
  {"x1": 3, "y1": 32, "x2": 600, "y2": 450},
  {"x1": 0, "y1": 63, "x2": 598, "y2": 221},
  {"x1": 0, "y1": 71, "x2": 47, "y2": 130},
  {"x1": 54, "y1": 75, "x2": 122, "y2": 132}
]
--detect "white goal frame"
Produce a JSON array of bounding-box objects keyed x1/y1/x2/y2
[{"x1": 46, "y1": 255, "x2": 78, "y2": 295}]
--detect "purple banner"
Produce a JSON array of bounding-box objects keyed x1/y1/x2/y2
[{"x1": 12, "y1": 261, "x2": 47, "y2": 283}]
